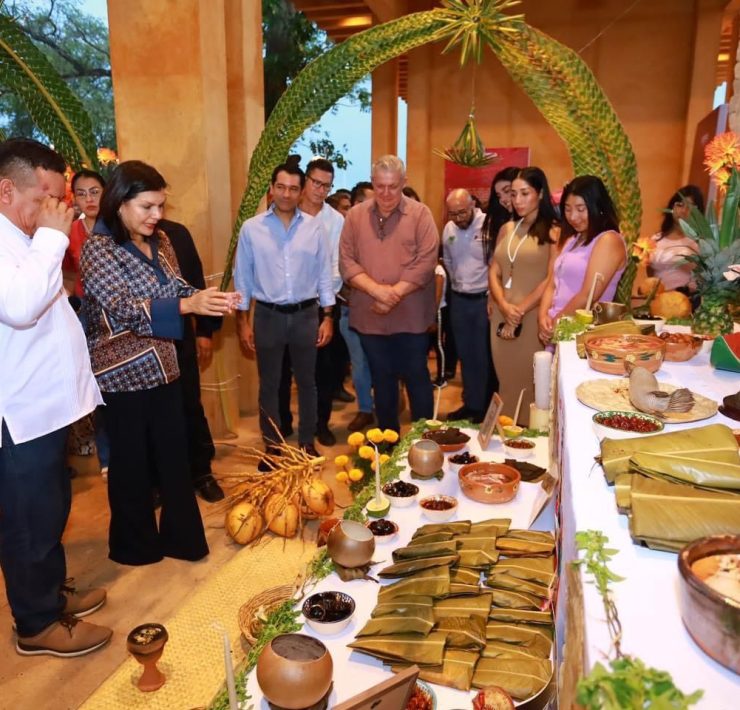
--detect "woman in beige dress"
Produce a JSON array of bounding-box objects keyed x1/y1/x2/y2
[{"x1": 489, "y1": 167, "x2": 559, "y2": 424}]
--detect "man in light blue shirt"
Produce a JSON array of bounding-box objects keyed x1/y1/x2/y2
[
  {"x1": 442, "y1": 188, "x2": 497, "y2": 422},
  {"x1": 235, "y1": 158, "x2": 335, "y2": 460}
]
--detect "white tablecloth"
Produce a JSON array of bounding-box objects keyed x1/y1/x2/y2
[
  {"x1": 246, "y1": 430, "x2": 555, "y2": 708},
  {"x1": 557, "y1": 339, "x2": 739, "y2": 708}
]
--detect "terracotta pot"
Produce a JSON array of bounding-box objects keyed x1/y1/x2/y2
[
  {"x1": 408, "y1": 439, "x2": 444, "y2": 476},
  {"x1": 256, "y1": 633, "x2": 333, "y2": 708},
  {"x1": 458, "y1": 462, "x2": 521, "y2": 504},
  {"x1": 584, "y1": 333, "x2": 665, "y2": 375},
  {"x1": 327, "y1": 520, "x2": 375, "y2": 568},
  {"x1": 678, "y1": 535, "x2": 740, "y2": 674},
  {"x1": 126, "y1": 623, "x2": 168, "y2": 692}
]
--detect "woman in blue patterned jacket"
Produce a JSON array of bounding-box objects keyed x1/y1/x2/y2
[{"x1": 81, "y1": 161, "x2": 239, "y2": 566}]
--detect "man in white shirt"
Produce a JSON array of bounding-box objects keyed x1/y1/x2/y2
[
  {"x1": 0, "y1": 138, "x2": 112, "y2": 657},
  {"x1": 442, "y1": 188, "x2": 497, "y2": 423}
]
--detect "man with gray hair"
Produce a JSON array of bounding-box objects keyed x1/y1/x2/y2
[
  {"x1": 442, "y1": 188, "x2": 496, "y2": 422},
  {"x1": 339, "y1": 155, "x2": 438, "y2": 432}
]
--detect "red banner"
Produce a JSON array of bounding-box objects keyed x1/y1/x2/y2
[{"x1": 443, "y1": 147, "x2": 530, "y2": 208}]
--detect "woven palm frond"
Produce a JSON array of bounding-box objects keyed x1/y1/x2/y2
[
  {"x1": 0, "y1": 12, "x2": 98, "y2": 169},
  {"x1": 491, "y1": 25, "x2": 641, "y2": 303},
  {"x1": 434, "y1": 111, "x2": 499, "y2": 166}
]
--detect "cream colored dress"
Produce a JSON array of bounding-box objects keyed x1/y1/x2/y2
[{"x1": 490, "y1": 225, "x2": 551, "y2": 424}]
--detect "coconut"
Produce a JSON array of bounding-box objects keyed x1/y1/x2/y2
[
  {"x1": 264, "y1": 494, "x2": 299, "y2": 538},
  {"x1": 650, "y1": 290, "x2": 692, "y2": 320},
  {"x1": 301, "y1": 478, "x2": 335, "y2": 516},
  {"x1": 225, "y1": 502, "x2": 264, "y2": 545}
]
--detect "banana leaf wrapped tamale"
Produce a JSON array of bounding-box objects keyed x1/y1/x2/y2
[
  {"x1": 624, "y1": 474, "x2": 740, "y2": 551},
  {"x1": 457, "y1": 535, "x2": 499, "y2": 549},
  {"x1": 486, "y1": 571, "x2": 553, "y2": 600},
  {"x1": 378, "y1": 566, "x2": 451, "y2": 602},
  {"x1": 449, "y1": 566, "x2": 483, "y2": 595},
  {"x1": 378, "y1": 555, "x2": 458, "y2": 578},
  {"x1": 348, "y1": 631, "x2": 446, "y2": 666},
  {"x1": 630, "y1": 450, "x2": 740, "y2": 490},
  {"x1": 457, "y1": 547, "x2": 501, "y2": 569},
  {"x1": 470, "y1": 518, "x2": 511, "y2": 536},
  {"x1": 412, "y1": 521, "x2": 472, "y2": 538},
  {"x1": 488, "y1": 607, "x2": 552, "y2": 624},
  {"x1": 392, "y1": 649, "x2": 479, "y2": 691},
  {"x1": 472, "y1": 657, "x2": 552, "y2": 699},
  {"x1": 599, "y1": 423, "x2": 738, "y2": 483},
  {"x1": 482, "y1": 640, "x2": 549, "y2": 660},
  {"x1": 393, "y1": 540, "x2": 457, "y2": 560},
  {"x1": 435, "y1": 615, "x2": 487, "y2": 649},
  {"x1": 357, "y1": 607, "x2": 435, "y2": 637},
  {"x1": 490, "y1": 556, "x2": 556, "y2": 586},
  {"x1": 490, "y1": 588, "x2": 544, "y2": 610},
  {"x1": 372, "y1": 596, "x2": 434, "y2": 618},
  {"x1": 433, "y1": 592, "x2": 492, "y2": 620},
  {"x1": 496, "y1": 530, "x2": 555, "y2": 556},
  {"x1": 406, "y1": 531, "x2": 455, "y2": 546},
  {"x1": 485, "y1": 622, "x2": 553, "y2": 657}
]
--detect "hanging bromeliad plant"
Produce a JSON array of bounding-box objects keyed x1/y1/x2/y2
[{"x1": 221, "y1": 0, "x2": 642, "y2": 305}]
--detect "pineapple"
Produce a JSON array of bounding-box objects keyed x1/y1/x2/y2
[{"x1": 681, "y1": 169, "x2": 740, "y2": 336}]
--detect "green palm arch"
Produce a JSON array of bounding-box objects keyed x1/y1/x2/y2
[
  {"x1": 221, "y1": 0, "x2": 641, "y2": 304},
  {"x1": 0, "y1": 8, "x2": 98, "y2": 170}
]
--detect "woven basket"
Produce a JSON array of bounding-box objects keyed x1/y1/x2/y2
[{"x1": 238, "y1": 583, "x2": 299, "y2": 645}]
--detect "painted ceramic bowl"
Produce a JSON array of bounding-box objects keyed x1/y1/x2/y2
[
  {"x1": 592, "y1": 410, "x2": 664, "y2": 440},
  {"x1": 327, "y1": 520, "x2": 375, "y2": 569},
  {"x1": 678, "y1": 535, "x2": 740, "y2": 674},
  {"x1": 458, "y1": 462, "x2": 521, "y2": 504},
  {"x1": 256, "y1": 633, "x2": 333, "y2": 708},
  {"x1": 584, "y1": 333, "x2": 665, "y2": 375},
  {"x1": 419, "y1": 495, "x2": 458, "y2": 522},
  {"x1": 302, "y1": 591, "x2": 355, "y2": 635},
  {"x1": 407, "y1": 439, "x2": 445, "y2": 477}
]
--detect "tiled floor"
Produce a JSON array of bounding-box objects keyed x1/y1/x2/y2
[{"x1": 0, "y1": 364, "x2": 465, "y2": 709}]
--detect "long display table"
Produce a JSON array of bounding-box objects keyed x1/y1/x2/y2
[{"x1": 556, "y1": 339, "x2": 739, "y2": 708}]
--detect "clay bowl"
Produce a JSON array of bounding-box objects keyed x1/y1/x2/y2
[
  {"x1": 678, "y1": 535, "x2": 740, "y2": 674},
  {"x1": 302, "y1": 591, "x2": 355, "y2": 635},
  {"x1": 421, "y1": 429, "x2": 470, "y2": 454},
  {"x1": 659, "y1": 333, "x2": 703, "y2": 362},
  {"x1": 326, "y1": 520, "x2": 375, "y2": 569},
  {"x1": 256, "y1": 633, "x2": 333, "y2": 709},
  {"x1": 126, "y1": 622, "x2": 168, "y2": 656},
  {"x1": 584, "y1": 333, "x2": 665, "y2": 375},
  {"x1": 458, "y1": 462, "x2": 521, "y2": 504},
  {"x1": 407, "y1": 439, "x2": 444, "y2": 477}
]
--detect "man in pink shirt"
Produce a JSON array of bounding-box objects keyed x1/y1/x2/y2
[{"x1": 339, "y1": 155, "x2": 438, "y2": 432}]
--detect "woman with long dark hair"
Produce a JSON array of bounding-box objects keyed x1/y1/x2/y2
[
  {"x1": 481, "y1": 166, "x2": 520, "y2": 262},
  {"x1": 81, "y1": 161, "x2": 239, "y2": 565},
  {"x1": 488, "y1": 167, "x2": 559, "y2": 423},
  {"x1": 538, "y1": 175, "x2": 626, "y2": 343},
  {"x1": 647, "y1": 184, "x2": 704, "y2": 293}
]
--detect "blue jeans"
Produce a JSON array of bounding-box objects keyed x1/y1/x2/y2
[
  {"x1": 339, "y1": 306, "x2": 373, "y2": 414},
  {"x1": 359, "y1": 332, "x2": 433, "y2": 431},
  {"x1": 449, "y1": 292, "x2": 497, "y2": 412},
  {"x1": 0, "y1": 422, "x2": 70, "y2": 636}
]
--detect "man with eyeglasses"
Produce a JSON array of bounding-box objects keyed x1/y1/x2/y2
[
  {"x1": 235, "y1": 157, "x2": 335, "y2": 464},
  {"x1": 339, "y1": 155, "x2": 438, "y2": 432},
  {"x1": 442, "y1": 188, "x2": 496, "y2": 423}
]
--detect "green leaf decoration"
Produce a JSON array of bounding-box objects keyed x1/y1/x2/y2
[
  {"x1": 0, "y1": 11, "x2": 98, "y2": 169},
  {"x1": 434, "y1": 111, "x2": 499, "y2": 166}
]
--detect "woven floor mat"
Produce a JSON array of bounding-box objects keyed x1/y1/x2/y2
[{"x1": 81, "y1": 536, "x2": 315, "y2": 710}]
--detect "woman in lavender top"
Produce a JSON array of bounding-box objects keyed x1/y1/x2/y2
[{"x1": 538, "y1": 175, "x2": 626, "y2": 343}]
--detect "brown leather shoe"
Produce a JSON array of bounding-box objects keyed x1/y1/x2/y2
[
  {"x1": 62, "y1": 580, "x2": 107, "y2": 618},
  {"x1": 16, "y1": 615, "x2": 112, "y2": 657},
  {"x1": 347, "y1": 411, "x2": 374, "y2": 432}
]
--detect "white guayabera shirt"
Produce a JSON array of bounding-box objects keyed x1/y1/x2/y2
[{"x1": 0, "y1": 212, "x2": 102, "y2": 446}]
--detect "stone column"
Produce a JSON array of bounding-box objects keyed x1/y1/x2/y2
[{"x1": 107, "y1": 0, "x2": 262, "y2": 430}]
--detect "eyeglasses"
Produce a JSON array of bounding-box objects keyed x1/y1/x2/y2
[
  {"x1": 448, "y1": 208, "x2": 471, "y2": 218},
  {"x1": 75, "y1": 188, "x2": 102, "y2": 198},
  {"x1": 308, "y1": 176, "x2": 333, "y2": 191}
]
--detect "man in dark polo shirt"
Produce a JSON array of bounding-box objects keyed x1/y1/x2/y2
[{"x1": 339, "y1": 155, "x2": 438, "y2": 432}]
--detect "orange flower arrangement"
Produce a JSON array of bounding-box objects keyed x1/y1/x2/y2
[{"x1": 704, "y1": 131, "x2": 740, "y2": 190}]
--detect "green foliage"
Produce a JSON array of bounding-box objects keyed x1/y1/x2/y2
[
  {"x1": 304, "y1": 132, "x2": 351, "y2": 170},
  {"x1": 305, "y1": 548, "x2": 334, "y2": 585},
  {"x1": 576, "y1": 657, "x2": 703, "y2": 710},
  {"x1": 0, "y1": 0, "x2": 111, "y2": 158}
]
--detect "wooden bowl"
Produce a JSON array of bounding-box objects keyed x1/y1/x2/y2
[
  {"x1": 256, "y1": 633, "x2": 333, "y2": 708},
  {"x1": 678, "y1": 535, "x2": 740, "y2": 674},
  {"x1": 659, "y1": 332, "x2": 702, "y2": 362},
  {"x1": 327, "y1": 520, "x2": 375, "y2": 569},
  {"x1": 584, "y1": 333, "x2": 665, "y2": 375},
  {"x1": 458, "y1": 462, "x2": 521, "y2": 504}
]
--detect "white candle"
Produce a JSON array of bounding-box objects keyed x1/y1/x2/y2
[
  {"x1": 533, "y1": 351, "x2": 553, "y2": 411},
  {"x1": 223, "y1": 631, "x2": 238, "y2": 710},
  {"x1": 433, "y1": 385, "x2": 441, "y2": 422},
  {"x1": 585, "y1": 272, "x2": 603, "y2": 312},
  {"x1": 374, "y1": 445, "x2": 382, "y2": 504}
]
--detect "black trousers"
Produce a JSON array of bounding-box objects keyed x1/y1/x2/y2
[
  {"x1": 102, "y1": 381, "x2": 209, "y2": 566},
  {"x1": 175, "y1": 334, "x2": 216, "y2": 483}
]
